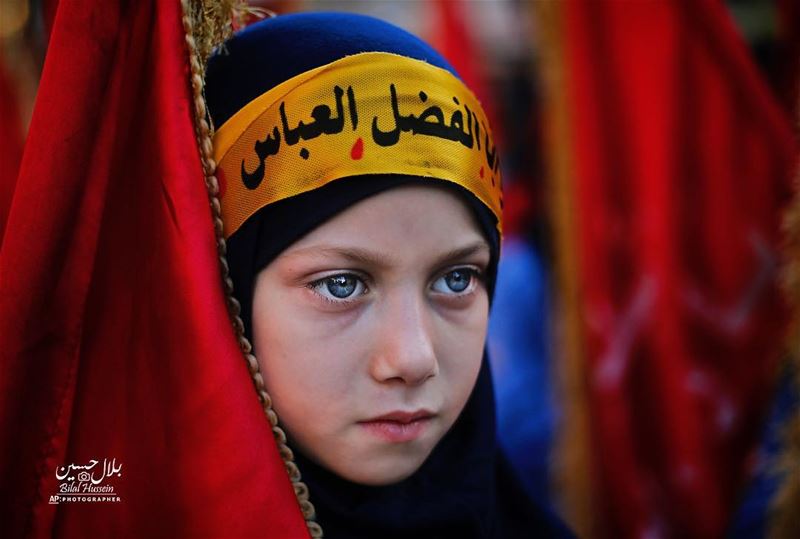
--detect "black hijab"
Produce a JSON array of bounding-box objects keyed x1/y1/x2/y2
[
  {"x1": 224, "y1": 174, "x2": 571, "y2": 539},
  {"x1": 207, "y1": 12, "x2": 573, "y2": 538}
]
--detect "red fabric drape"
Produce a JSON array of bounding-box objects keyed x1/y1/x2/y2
[
  {"x1": 426, "y1": 0, "x2": 490, "y2": 117},
  {"x1": 0, "y1": 1, "x2": 308, "y2": 537},
  {"x1": 0, "y1": 50, "x2": 25, "y2": 245},
  {"x1": 425, "y1": 0, "x2": 535, "y2": 235},
  {"x1": 425, "y1": 0, "x2": 500, "y2": 149},
  {"x1": 562, "y1": 1, "x2": 796, "y2": 537}
]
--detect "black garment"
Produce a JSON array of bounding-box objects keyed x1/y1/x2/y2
[{"x1": 224, "y1": 175, "x2": 572, "y2": 539}]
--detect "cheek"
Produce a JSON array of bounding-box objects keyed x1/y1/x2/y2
[
  {"x1": 251, "y1": 287, "x2": 363, "y2": 439},
  {"x1": 435, "y1": 295, "x2": 489, "y2": 409},
  {"x1": 254, "y1": 321, "x2": 325, "y2": 401}
]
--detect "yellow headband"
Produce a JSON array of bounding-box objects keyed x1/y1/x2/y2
[{"x1": 212, "y1": 51, "x2": 503, "y2": 238}]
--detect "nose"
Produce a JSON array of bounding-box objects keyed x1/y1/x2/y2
[{"x1": 368, "y1": 291, "x2": 438, "y2": 386}]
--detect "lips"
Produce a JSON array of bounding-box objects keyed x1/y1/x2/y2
[{"x1": 358, "y1": 410, "x2": 434, "y2": 442}]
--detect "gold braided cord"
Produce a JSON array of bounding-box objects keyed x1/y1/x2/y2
[
  {"x1": 179, "y1": 1, "x2": 322, "y2": 537},
  {"x1": 531, "y1": 2, "x2": 595, "y2": 538},
  {"x1": 769, "y1": 168, "x2": 800, "y2": 538}
]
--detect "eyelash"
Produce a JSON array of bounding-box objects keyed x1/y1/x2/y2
[{"x1": 306, "y1": 266, "x2": 485, "y2": 305}]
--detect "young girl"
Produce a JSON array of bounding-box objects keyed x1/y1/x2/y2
[{"x1": 206, "y1": 11, "x2": 572, "y2": 538}]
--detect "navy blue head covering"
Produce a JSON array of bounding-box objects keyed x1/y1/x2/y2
[
  {"x1": 207, "y1": 12, "x2": 460, "y2": 127},
  {"x1": 206, "y1": 12, "x2": 572, "y2": 538}
]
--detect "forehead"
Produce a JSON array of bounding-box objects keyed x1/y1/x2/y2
[{"x1": 283, "y1": 184, "x2": 488, "y2": 260}]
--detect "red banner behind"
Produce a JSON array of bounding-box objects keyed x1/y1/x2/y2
[{"x1": 561, "y1": 1, "x2": 796, "y2": 537}]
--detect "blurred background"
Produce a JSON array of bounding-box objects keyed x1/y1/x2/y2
[{"x1": 1, "y1": 1, "x2": 798, "y2": 538}]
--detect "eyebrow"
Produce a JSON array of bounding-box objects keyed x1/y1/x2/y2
[{"x1": 283, "y1": 240, "x2": 491, "y2": 270}]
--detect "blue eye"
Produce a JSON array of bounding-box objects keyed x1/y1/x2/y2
[
  {"x1": 326, "y1": 275, "x2": 357, "y2": 298},
  {"x1": 431, "y1": 269, "x2": 477, "y2": 294},
  {"x1": 310, "y1": 273, "x2": 366, "y2": 301}
]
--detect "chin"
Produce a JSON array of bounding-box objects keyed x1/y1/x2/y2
[
  {"x1": 342, "y1": 465, "x2": 418, "y2": 486},
  {"x1": 334, "y1": 450, "x2": 430, "y2": 486}
]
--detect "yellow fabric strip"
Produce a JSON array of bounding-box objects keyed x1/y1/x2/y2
[{"x1": 212, "y1": 51, "x2": 502, "y2": 239}]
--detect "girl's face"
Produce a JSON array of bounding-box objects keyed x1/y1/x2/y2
[{"x1": 252, "y1": 185, "x2": 490, "y2": 485}]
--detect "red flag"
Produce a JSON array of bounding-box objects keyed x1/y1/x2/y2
[
  {"x1": 543, "y1": 1, "x2": 796, "y2": 537},
  {"x1": 0, "y1": 1, "x2": 309, "y2": 537},
  {"x1": 0, "y1": 49, "x2": 24, "y2": 244}
]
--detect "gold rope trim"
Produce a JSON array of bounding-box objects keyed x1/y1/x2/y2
[
  {"x1": 532, "y1": 1, "x2": 595, "y2": 537},
  {"x1": 179, "y1": 2, "x2": 322, "y2": 537},
  {"x1": 769, "y1": 158, "x2": 800, "y2": 538}
]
